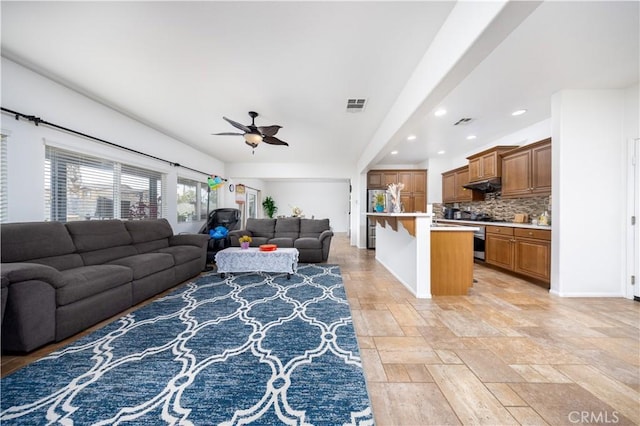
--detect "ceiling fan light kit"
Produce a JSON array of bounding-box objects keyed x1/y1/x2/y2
[{"x1": 212, "y1": 111, "x2": 289, "y2": 154}]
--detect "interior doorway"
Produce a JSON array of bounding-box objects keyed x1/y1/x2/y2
[
  {"x1": 242, "y1": 186, "x2": 259, "y2": 228},
  {"x1": 631, "y1": 139, "x2": 639, "y2": 300}
]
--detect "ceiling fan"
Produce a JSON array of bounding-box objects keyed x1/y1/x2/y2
[{"x1": 212, "y1": 111, "x2": 289, "y2": 153}]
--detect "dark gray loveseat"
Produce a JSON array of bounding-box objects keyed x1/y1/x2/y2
[
  {"x1": 228, "y1": 217, "x2": 333, "y2": 263},
  {"x1": 0, "y1": 219, "x2": 209, "y2": 353}
]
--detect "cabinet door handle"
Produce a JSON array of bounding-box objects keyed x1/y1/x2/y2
[{"x1": 528, "y1": 232, "x2": 533, "y2": 236}]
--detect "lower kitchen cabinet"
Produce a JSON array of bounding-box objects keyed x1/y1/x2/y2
[
  {"x1": 486, "y1": 226, "x2": 551, "y2": 286},
  {"x1": 485, "y1": 228, "x2": 514, "y2": 270},
  {"x1": 513, "y1": 229, "x2": 551, "y2": 282}
]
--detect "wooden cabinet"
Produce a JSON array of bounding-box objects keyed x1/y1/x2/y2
[
  {"x1": 485, "y1": 226, "x2": 515, "y2": 270},
  {"x1": 367, "y1": 170, "x2": 400, "y2": 189},
  {"x1": 486, "y1": 225, "x2": 551, "y2": 286},
  {"x1": 431, "y1": 230, "x2": 475, "y2": 296},
  {"x1": 467, "y1": 146, "x2": 517, "y2": 182},
  {"x1": 383, "y1": 171, "x2": 399, "y2": 188},
  {"x1": 367, "y1": 169, "x2": 426, "y2": 212},
  {"x1": 513, "y1": 228, "x2": 551, "y2": 282},
  {"x1": 501, "y1": 139, "x2": 551, "y2": 198},
  {"x1": 367, "y1": 171, "x2": 383, "y2": 189},
  {"x1": 442, "y1": 166, "x2": 482, "y2": 203}
]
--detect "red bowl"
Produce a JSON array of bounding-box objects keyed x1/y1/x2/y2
[{"x1": 259, "y1": 244, "x2": 277, "y2": 252}]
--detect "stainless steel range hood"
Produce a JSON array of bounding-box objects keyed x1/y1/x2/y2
[{"x1": 462, "y1": 178, "x2": 501, "y2": 193}]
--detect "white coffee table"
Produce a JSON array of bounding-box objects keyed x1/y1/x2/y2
[{"x1": 214, "y1": 247, "x2": 299, "y2": 279}]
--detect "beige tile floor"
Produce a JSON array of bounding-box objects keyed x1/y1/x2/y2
[
  {"x1": 331, "y1": 234, "x2": 640, "y2": 426},
  {"x1": 2, "y1": 234, "x2": 639, "y2": 425}
]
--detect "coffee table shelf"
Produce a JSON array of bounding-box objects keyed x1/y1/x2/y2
[{"x1": 214, "y1": 247, "x2": 299, "y2": 279}]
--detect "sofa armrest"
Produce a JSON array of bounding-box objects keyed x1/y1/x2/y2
[
  {"x1": 319, "y1": 230, "x2": 334, "y2": 242},
  {"x1": 1, "y1": 262, "x2": 67, "y2": 289},
  {"x1": 169, "y1": 233, "x2": 210, "y2": 249}
]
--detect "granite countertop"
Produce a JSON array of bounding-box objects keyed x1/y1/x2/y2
[
  {"x1": 366, "y1": 212, "x2": 432, "y2": 217},
  {"x1": 431, "y1": 225, "x2": 479, "y2": 232},
  {"x1": 438, "y1": 219, "x2": 551, "y2": 230}
]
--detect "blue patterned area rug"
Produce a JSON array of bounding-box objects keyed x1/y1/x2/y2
[{"x1": 1, "y1": 264, "x2": 374, "y2": 425}]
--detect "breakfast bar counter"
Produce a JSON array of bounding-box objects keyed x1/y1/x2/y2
[{"x1": 366, "y1": 212, "x2": 477, "y2": 297}]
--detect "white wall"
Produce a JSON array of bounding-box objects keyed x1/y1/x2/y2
[
  {"x1": 551, "y1": 89, "x2": 630, "y2": 296},
  {"x1": 1, "y1": 58, "x2": 225, "y2": 233},
  {"x1": 262, "y1": 180, "x2": 351, "y2": 233}
]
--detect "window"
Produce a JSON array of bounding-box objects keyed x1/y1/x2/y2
[
  {"x1": 177, "y1": 178, "x2": 217, "y2": 222},
  {"x1": 201, "y1": 181, "x2": 217, "y2": 220},
  {"x1": 45, "y1": 146, "x2": 165, "y2": 222}
]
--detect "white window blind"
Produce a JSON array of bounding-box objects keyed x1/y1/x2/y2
[
  {"x1": 0, "y1": 135, "x2": 7, "y2": 223},
  {"x1": 45, "y1": 146, "x2": 165, "y2": 222}
]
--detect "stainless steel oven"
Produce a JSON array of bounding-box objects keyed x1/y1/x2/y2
[{"x1": 473, "y1": 225, "x2": 485, "y2": 260}]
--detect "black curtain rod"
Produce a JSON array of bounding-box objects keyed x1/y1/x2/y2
[{"x1": 1, "y1": 107, "x2": 225, "y2": 180}]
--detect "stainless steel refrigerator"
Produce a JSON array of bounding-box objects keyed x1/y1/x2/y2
[{"x1": 367, "y1": 189, "x2": 387, "y2": 249}]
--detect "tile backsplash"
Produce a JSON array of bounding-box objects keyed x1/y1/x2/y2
[{"x1": 435, "y1": 193, "x2": 551, "y2": 223}]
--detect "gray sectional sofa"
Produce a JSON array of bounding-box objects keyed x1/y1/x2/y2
[
  {"x1": 228, "y1": 217, "x2": 333, "y2": 263},
  {"x1": 0, "y1": 219, "x2": 209, "y2": 353}
]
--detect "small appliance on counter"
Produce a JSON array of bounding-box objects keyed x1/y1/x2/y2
[{"x1": 443, "y1": 207, "x2": 459, "y2": 220}]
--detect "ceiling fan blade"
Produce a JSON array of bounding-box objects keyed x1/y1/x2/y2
[
  {"x1": 223, "y1": 116, "x2": 251, "y2": 133},
  {"x1": 263, "y1": 135, "x2": 289, "y2": 146},
  {"x1": 258, "y1": 125, "x2": 282, "y2": 137},
  {"x1": 211, "y1": 132, "x2": 244, "y2": 136}
]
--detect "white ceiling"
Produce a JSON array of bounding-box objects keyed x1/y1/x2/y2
[{"x1": 1, "y1": 1, "x2": 638, "y2": 170}]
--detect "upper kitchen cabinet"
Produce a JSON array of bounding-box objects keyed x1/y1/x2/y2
[
  {"x1": 442, "y1": 166, "x2": 482, "y2": 203},
  {"x1": 466, "y1": 146, "x2": 518, "y2": 182},
  {"x1": 367, "y1": 171, "x2": 383, "y2": 189},
  {"x1": 368, "y1": 170, "x2": 402, "y2": 190},
  {"x1": 399, "y1": 170, "x2": 427, "y2": 212},
  {"x1": 501, "y1": 139, "x2": 551, "y2": 198},
  {"x1": 368, "y1": 169, "x2": 427, "y2": 212}
]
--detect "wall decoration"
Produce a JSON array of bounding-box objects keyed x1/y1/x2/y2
[
  {"x1": 235, "y1": 184, "x2": 246, "y2": 204},
  {"x1": 207, "y1": 175, "x2": 224, "y2": 190}
]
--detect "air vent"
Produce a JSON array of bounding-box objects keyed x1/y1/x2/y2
[
  {"x1": 346, "y1": 98, "x2": 367, "y2": 112},
  {"x1": 454, "y1": 117, "x2": 473, "y2": 126}
]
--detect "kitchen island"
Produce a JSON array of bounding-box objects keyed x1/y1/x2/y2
[{"x1": 367, "y1": 213, "x2": 477, "y2": 298}]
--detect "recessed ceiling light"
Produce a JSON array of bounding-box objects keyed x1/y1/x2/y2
[
  {"x1": 391, "y1": 150, "x2": 398, "y2": 155},
  {"x1": 434, "y1": 108, "x2": 447, "y2": 117},
  {"x1": 407, "y1": 135, "x2": 416, "y2": 141},
  {"x1": 466, "y1": 135, "x2": 477, "y2": 140},
  {"x1": 437, "y1": 150, "x2": 446, "y2": 155},
  {"x1": 512, "y1": 109, "x2": 527, "y2": 116}
]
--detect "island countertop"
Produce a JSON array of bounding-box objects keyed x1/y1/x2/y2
[
  {"x1": 430, "y1": 225, "x2": 478, "y2": 232},
  {"x1": 366, "y1": 212, "x2": 431, "y2": 217}
]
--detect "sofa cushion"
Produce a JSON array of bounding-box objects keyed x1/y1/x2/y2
[
  {"x1": 274, "y1": 217, "x2": 300, "y2": 239},
  {"x1": 246, "y1": 218, "x2": 276, "y2": 239},
  {"x1": 133, "y1": 239, "x2": 170, "y2": 254},
  {"x1": 31, "y1": 254, "x2": 84, "y2": 271},
  {"x1": 79, "y1": 245, "x2": 138, "y2": 266},
  {"x1": 157, "y1": 245, "x2": 203, "y2": 265},
  {"x1": 294, "y1": 238, "x2": 323, "y2": 250},
  {"x1": 124, "y1": 219, "x2": 173, "y2": 243},
  {"x1": 66, "y1": 220, "x2": 132, "y2": 252},
  {"x1": 249, "y1": 237, "x2": 270, "y2": 246},
  {"x1": 109, "y1": 252, "x2": 174, "y2": 280},
  {"x1": 57, "y1": 265, "x2": 133, "y2": 306},
  {"x1": 299, "y1": 219, "x2": 330, "y2": 238},
  {"x1": 268, "y1": 237, "x2": 295, "y2": 248},
  {"x1": 1, "y1": 222, "x2": 76, "y2": 263}
]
